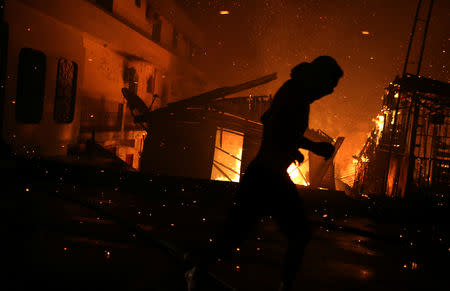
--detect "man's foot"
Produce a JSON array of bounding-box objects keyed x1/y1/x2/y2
[
  {"x1": 185, "y1": 266, "x2": 200, "y2": 291},
  {"x1": 278, "y1": 282, "x2": 292, "y2": 291}
]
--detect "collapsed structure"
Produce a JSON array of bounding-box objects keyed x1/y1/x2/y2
[{"x1": 122, "y1": 74, "x2": 344, "y2": 190}]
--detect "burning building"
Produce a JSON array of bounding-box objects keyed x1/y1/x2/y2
[
  {"x1": 1, "y1": 0, "x2": 207, "y2": 168},
  {"x1": 2, "y1": 0, "x2": 344, "y2": 188},
  {"x1": 353, "y1": 76, "x2": 449, "y2": 197},
  {"x1": 353, "y1": 0, "x2": 449, "y2": 198}
]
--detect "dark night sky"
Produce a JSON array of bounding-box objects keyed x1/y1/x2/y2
[{"x1": 175, "y1": 0, "x2": 449, "y2": 179}]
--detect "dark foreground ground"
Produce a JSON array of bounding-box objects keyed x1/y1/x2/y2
[{"x1": 1, "y1": 155, "x2": 449, "y2": 290}]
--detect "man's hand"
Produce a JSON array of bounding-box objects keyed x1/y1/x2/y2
[
  {"x1": 288, "y1": 150, "x2": 304, "y2": 164},
  {"x1": 294, "y1": 151, "x2": 304, "y2": 164},
  {"x1": 312, "y1": 142, "x2": 335, "y2": 160}
]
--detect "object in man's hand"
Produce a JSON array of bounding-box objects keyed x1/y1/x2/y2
[
  {"x1": 294, "y1": 151, "x2": 304, "y2": 164},
  {"x1": 313, "y1": 142, "x2": 335, "y2": 160}
]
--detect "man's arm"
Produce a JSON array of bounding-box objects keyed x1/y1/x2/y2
[
  {"x1": 296, "y1": 136, "x2": 316, "y2": 151},
  {"x1": 297, "y1": 136, "x2": 335, "y2": 160}
]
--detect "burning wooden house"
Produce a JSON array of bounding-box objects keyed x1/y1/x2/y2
[
  {"x1": 353, "y1": 75, "x2": 449, "y2": 197},
  {"x1": 353, "y1": 0, "x2": 449, "y2": 198},
  {"x1": 122, "y1": 74, "x2": 344, "y2": 190}
]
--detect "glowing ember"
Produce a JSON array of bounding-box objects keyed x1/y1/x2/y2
[
  {"x1": 219, "y1": 10, "x2": 230, "y2": 15},
  {"x1": 361, "y1": 31, "x2": 370, "y2": 35}
]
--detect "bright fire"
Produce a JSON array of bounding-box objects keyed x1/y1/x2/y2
[
  {"x1": 373, "y1": 113, "x2": 384, "y2": 145},
  {"x1": 287, "y1": 149, "x2": 310, "y2": 186},
  {"x1": 211, "y1": 128, "x2": 311, "y2": 185},
  {"x1": 211, "y1": 128, "x2": 243, "y2": 182}
]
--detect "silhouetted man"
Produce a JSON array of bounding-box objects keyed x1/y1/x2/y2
[{"x1": 186, "y1": 56, "x2": 343, "y2": 291}]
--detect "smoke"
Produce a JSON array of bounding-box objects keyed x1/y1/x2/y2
[
  {"x1": 177, "y1": 0, "x2": 450, "y2": 185},
  {"x1": 242, "y1": 0, "x2": 385, "y2": 184}
]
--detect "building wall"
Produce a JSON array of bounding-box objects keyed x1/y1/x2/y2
[
  {"x1": 4, "y1": 0, "x2": 85, "y2": 156},
  {"x1": 112, "y1": 0, "x2": 205, "y2": 58},
  {"x1": 146, "y1": 0, "x2": 206, "y2": 53},
  {"x1": 3, "y1": 0, "x2": 208, "y2": 168},
  {"x1": 113, "y1": 0, "x2": 151, "y2": 39}
]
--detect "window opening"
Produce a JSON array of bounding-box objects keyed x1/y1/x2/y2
[
  {"x1": 172, "y1": 29, "x2": 178, "y2": 49},
  {"x1": 152, "y1": 14, "x2": 162, "y2": 43},
  {"x1": 146, "y1": 74, "x2": 154, "y2": 93},
  {"x1": 123, "y1": 66, "x2": 138, "y2": 94},
  {"x1": 95, "y1": 0, "x2": 113, "y2": 12},
  {"x1": 16, "y1": 48, "x2": 46, "y2": 123},
  {"x1": 211, "y1": 128, "x2": 244, "y2": 182}
]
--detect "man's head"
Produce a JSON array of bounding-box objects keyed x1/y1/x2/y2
[{"x1": 291, "y1": 56, "x2": 343, "y2": 101}]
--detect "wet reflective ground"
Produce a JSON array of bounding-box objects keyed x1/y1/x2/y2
[{"x1": 2, "y1": 157, "x2": 449, "y2": 290}]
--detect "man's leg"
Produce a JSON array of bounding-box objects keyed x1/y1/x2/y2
[
  {"x1": 208, "y1": 197, "x2": 260, "y2": 264},
  {"x1": 273, "y1": 186, "x2": 311, "y2": 291},
  {"x1": 185, "y1": 182, "x2": 260, "y2": 289}
]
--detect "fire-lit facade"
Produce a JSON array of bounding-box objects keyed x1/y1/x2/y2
[
  {"x1": 2, "y1": 0, "x2": 208, "y2": 169},
  {"x1": 353, "y1": 74, "x2": 449, "y2": 197}
]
